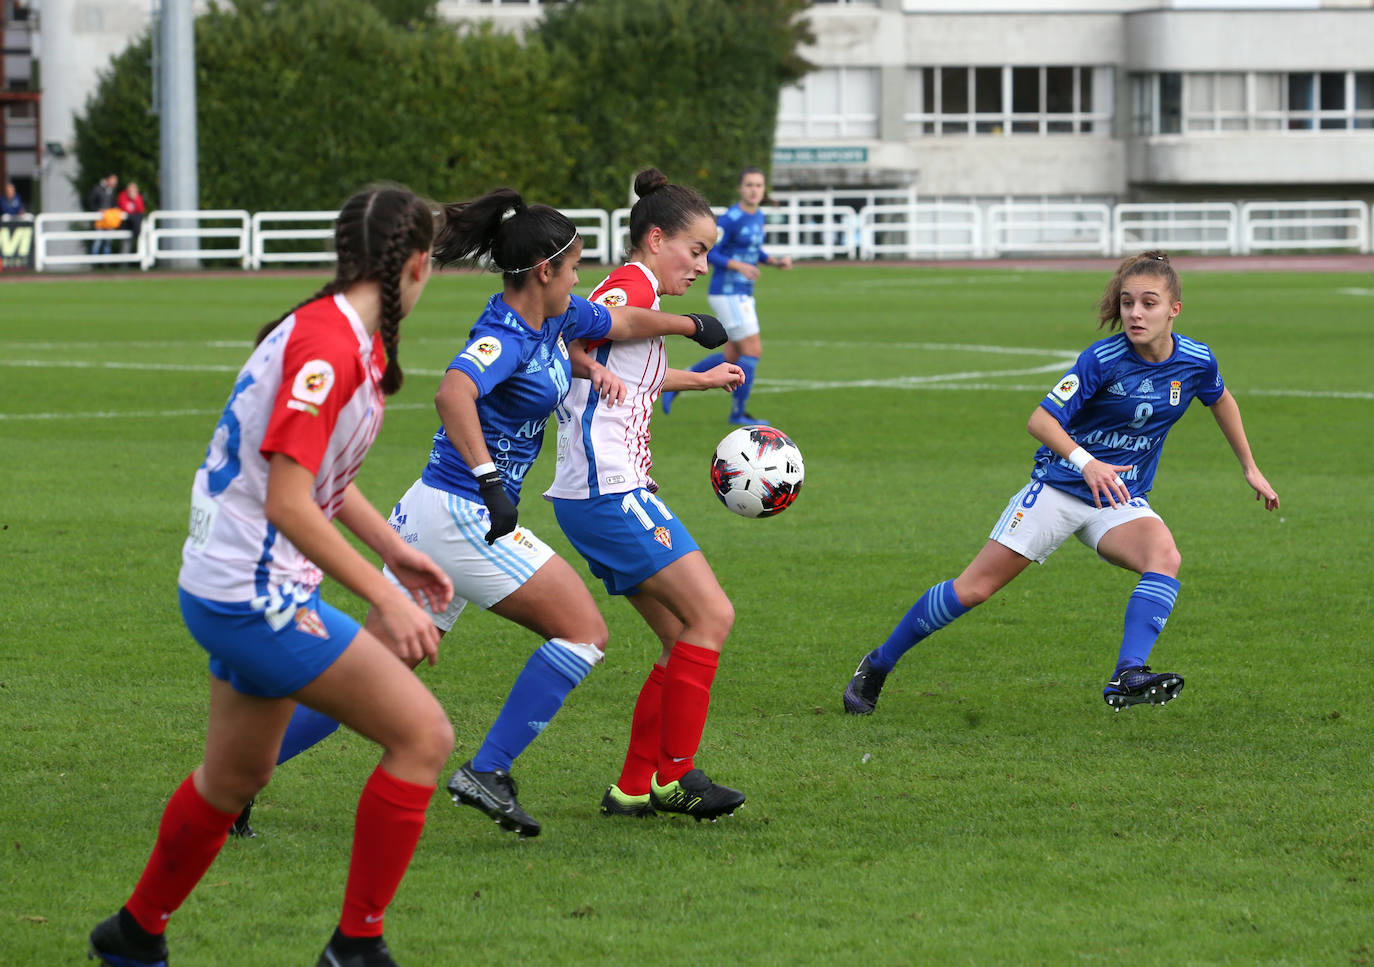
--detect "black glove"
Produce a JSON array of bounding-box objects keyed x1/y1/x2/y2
[
  {"x1": 477, "y1": 470, "x2": 517, "y2": 545},
  {"x1": 685, "y1": 312, "x2": 727, "y2": 349}
]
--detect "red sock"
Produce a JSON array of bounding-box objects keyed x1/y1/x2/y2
[
  {"x1": 616, "y1": 663, "x2": 666, "y2": 796},
  {"x1": 125, "y1": 773, "x2": 240, "y2": 935},
  {"x1": 339, "y1": 765, "x2": 434, "y2": 938},
  {"x1": 658, "y1": 642, "x2": 719, "y2": 785}
]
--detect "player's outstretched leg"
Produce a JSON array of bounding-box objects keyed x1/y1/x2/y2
[
  {"x1": 88, "y1": 909, "x2": 169, "y2": 967},
  {"x1": 1102, "y1": 666, "x2": 1184, "y2": 711}
]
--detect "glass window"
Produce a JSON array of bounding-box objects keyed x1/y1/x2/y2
[
  {"x1": 1046, "y1": 67, "x2": 1074, "y2": 114},
  {"x1": 904, "y1": 64, "x2": 1110, "y2": 137},
  {"x1": 1160, "y1": 72, "x2": 1182, "y2": 134},
  {"x1": 941, "y1": 67, "x2": 967, "y2": 114}
]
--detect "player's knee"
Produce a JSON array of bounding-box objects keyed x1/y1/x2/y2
[
  {"x1": 408, "y1": 705, "x2": 455, "y2": 772},
  {"x1": 952, "y1": 578, "x2": 995, "y2": 608},
  {"x1": 1154, "y1": 544, "x2": 1182, "y2": 577}
]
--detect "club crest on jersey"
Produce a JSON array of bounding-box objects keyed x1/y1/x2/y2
[
  {"x1": 460, "y1": 337, "x2": 503, "y2": 371},
  {"x1": 1050, "y1": 373, "x2": 1080, "y2": 404},
  {"x1": 654, "y1": 526, "x2": 672, "y2": 549},
  {"x1": 291, "y1": 359, "x2": 335, "y2": 410},
  {"x1": 1169, "y1": 380, "x2": 1182, "y2": 406},
  {"x1": 556, "y1": 334, "x2": 569, "y2": 360},
  {"x1": 294, "y1": 607, "x2": 330, "y2": 640},
  {"x1": 596, "y1": 287, "x2": 628, "y2": 308}
]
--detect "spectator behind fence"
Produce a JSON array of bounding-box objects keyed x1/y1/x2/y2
[
  {"x1": 117, "y1": 182, "x2": 147, "y2": 253},
  {"x1": 1, "y1": 181, "x2": 26, "y2": 219},
  {"x1": 87, "y1": 173, "x2": 119, "y2": 256}
]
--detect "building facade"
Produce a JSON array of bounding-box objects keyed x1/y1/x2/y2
[{"x1": 28, "y1": 0, "x2": 1374, "y2": 214}]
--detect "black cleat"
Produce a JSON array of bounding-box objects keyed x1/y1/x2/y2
[
  {"x1": 600, "y1": 784, "x2": 655, "y2": 818},
  {"x1": 842, "y1": 654, "x2": 888, "y2": 715},
  {"x1": 317, "y1": 928, "x2": 399, "y2": 967},
  {"x1": 1103, "y1": 666, "x2": 1184, "y2": 711},
  {"x1": 446, "y1": 760, "x2": 540, "y2": 837},
  {"x1": 229, "y1": 798, "x2": 255, "y2": 838},
  {"x1": 88, "y1": 910, "x2": 168, "y2": 967},
  {"x1": 649, "y1": 769, "x2": 745, "y2": 821}
]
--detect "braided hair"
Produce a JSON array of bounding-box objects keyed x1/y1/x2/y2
[
  {"x1": 432, "y1": 187, "x2": 579, "y2": 286},
  {"x1": 627, "y1": 168, "x2": 714, "y2": 255},
  {"x1": 1097, "y1": 250, "x2": 1181, "y2": 331},
  {"x1": 255, "y1": 186, "x2": 435, "y2": 395}
]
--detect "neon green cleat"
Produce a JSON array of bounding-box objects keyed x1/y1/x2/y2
[
  {"x1": 649, "y1": 769, "x2": 745, "y2": 821},
  {"x1": 600, "y1": 784, "x2": 655, "y2": 818}
]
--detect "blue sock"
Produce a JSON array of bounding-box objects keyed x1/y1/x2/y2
[
  {"x1": 870, "y1": 580, "x2": 970, "y2": 672},
  {"x1": 730, "y1": 355, "x2": 759, "y2": 419},
  {"x1": 690, "y1": 352, "x2": 725, "y2": 374},
  {"x1": 276, "y1": 706, "x2": 341, "y2": 765},
  {"x1": 471, "y1": 640, "x2": 594, "y2": 773},
  {"x1": 1115, "y1": 572, "x2": 1180, "y2": 672}
]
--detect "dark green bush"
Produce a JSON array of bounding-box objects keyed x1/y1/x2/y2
[{"x1": 72, "y1": 0, "x2": 810, "y2": 213}]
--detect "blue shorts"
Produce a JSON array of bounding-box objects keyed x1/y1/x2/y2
[
  {"x1": 551, "y1": 489, "x2": 698, "y2": 596},
  {"x1": 178, "y1": 585, "x2": 359, "y2": 698}
]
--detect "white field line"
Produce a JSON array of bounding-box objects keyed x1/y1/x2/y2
[{"x1": 1, "y1": 341, "x2": 1368, "y2": 422}]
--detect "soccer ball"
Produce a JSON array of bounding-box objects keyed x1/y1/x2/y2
[{"x1": 710, "y1": 425, "x2": 804, "y2": 518}]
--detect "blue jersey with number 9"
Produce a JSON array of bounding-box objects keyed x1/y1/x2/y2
[{"x1": 1033, "y1": 332, "x2": 1225, "y2": 504}]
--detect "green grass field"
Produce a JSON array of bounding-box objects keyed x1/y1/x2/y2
[{"x1": 1, "y1": 263, "x2": 1371, "y2": 965}]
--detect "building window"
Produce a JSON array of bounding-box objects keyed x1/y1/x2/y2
[
  {"x1": 778, "y1": 67, "x2": 880, "y2": 139},
  {"x1": 1131, "y1": 70, "x2": 1374, "y2": 133},
  {"x1": 905, "y1": 66, "x2": 1111, "y2": 137}
]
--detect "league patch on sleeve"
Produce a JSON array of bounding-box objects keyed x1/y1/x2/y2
[
  {"x1": 460, "y1": 336, "x2": 503, "y2": 372},
  {"x1": 290, "y1": 359, "x2": 335, "y2": 414},
  {"x1": 1049, "y1": 373, "x2": 1080, "y2": 403},
  {"x1": 595, "y1": 287, "x2": 628, "y2": 308}
]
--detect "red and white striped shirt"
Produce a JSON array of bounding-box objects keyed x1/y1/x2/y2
[
  {"x1": 544, "y1": 262, "x2": 666, "y2": 499},
  {"x1": 179, "y1": 293, "x2": 385, "y2": 602}
]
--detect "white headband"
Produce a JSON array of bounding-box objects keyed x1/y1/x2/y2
[{"x1": 502, "y1": 232, "x2": 578, "y2": 275}]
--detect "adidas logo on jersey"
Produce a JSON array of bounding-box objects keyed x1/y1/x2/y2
[
  {"x1": 525, "y1": 358, "x2": 542, "y2": 374},
  {"x1": 1106, "y1": 381, "x2": 1128, "y2": 396}
]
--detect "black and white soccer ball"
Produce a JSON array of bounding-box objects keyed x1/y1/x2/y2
[{"x1": 710, "y1": 425, "x2": 804, "y2": 518}]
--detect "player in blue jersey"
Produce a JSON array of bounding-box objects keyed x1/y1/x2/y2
[
  {"x1": 261, "y1": 188, "x2": 729, "y2": 839},
  {"x1": 663, "y1": 166, "x2": 792, "y2": 425},
  {"x1": 843, "y1": 251, "x2": 1279, "y2": 716}
]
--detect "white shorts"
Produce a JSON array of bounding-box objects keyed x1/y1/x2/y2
[
  {"x1": 988, "y1": 479, "x2": 1163, "y2": 565},
  {"x1": 707, "y1": 293, "x2": 760, "y2": 342},
  {"x1": 382, "y1": 479, "x2": 556, "y2": 631}
]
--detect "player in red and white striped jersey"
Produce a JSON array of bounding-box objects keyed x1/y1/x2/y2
[{"x1": 89, "y1": 187, "x2": 451, "y2": 967}]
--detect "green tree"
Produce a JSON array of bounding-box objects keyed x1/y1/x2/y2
[
  {"x1": 532, "y1": 0, "x2": 813, "y2": 209},
  {"x1": 71, "y1": 0, "x2": 812, "y2": 214}
]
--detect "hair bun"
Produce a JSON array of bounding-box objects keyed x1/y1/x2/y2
[{"x1": 634, "y1": 168, "x2": 669, "y2": 197}]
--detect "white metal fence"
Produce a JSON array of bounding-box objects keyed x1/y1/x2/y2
[{"x1": 22, "y1": 196, "x2": 1374, "y2": 272}]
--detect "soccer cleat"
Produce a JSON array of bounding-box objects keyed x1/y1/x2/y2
[
  {"x1": 728, "y1": 412, "x2": 769, "y2": 427},
  {"x1": 1103, "y1": 665, "x2": 1185, "y2": 711},
  {"x1": 842, "y1": 654, "x2": 889, "y2": 715},
  {"x1": 600, "y1": 784, "x2": 655, "y2": 818},
  {"x1": 88, "y1": 910, "x2": 168, "y2": 967},
  {"x1": 446, "y1": 759, "x2": 540, "y2": 837},
  {"x1": 229, "y1": 798, "x2": 255, "y2": 838},
  {"x1": 649, "y1": 769, "x2": 745, "y2": 821},
  {"x1": 317, "y1": 928, "x2": 399, "y2": 967},
  {"x1": 660, "y1": 389, "x2": 677, "y2": 414}
]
